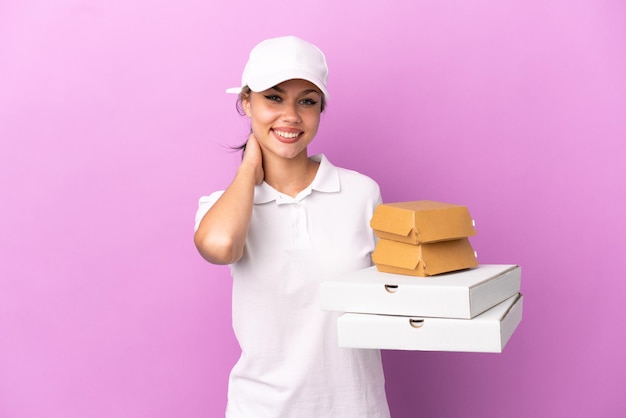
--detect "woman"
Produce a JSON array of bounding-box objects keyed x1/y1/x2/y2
[{"x1": 194, "y1": 35, "x2": 390, "y2": 418}]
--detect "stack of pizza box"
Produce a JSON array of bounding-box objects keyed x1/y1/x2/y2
[{"x1": 320, "y1": 200, "x2": 523, "y2": 353}]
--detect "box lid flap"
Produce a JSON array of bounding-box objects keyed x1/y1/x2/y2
[
  {"x1": 372, "y1": 239, "x2": 421, "y2": 269},
  {"x1": 369, "y1": 203, "x2": 415, "y2": 237}
]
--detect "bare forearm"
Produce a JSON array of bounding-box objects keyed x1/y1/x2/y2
[{"x1": 194, "y1": 163, "x2": 257, "y2": 264}]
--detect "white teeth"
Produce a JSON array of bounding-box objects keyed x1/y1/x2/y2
[{"x1": 274, "y1": 130, "x2": 299, "y2": 139}]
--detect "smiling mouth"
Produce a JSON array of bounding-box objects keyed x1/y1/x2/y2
[
  {"x1": 274, "y1": 130, "x2": 301, "y2": 139},
  {"x1": 273, "y1": 130, "x2": 302, "y2": 142}
]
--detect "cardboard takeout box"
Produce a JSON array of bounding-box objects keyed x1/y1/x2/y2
[
  {"x1": 336, "y1": 293, "x2": 523, "y2": 353},
  {"x1": 370, "y1": 200, "x2": 477, "y2": 245},
  {"x1": 372, "y1": 237, "x2": 478, "y2": 277},
  {"x1": 321, "y1": 264, "x2": 521, "y2": 319}
]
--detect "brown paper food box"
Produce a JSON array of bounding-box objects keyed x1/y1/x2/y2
[
  {"x1": 370, "y1": 200, "x2": 477, "y2": 245},
  {"x1": 372, "y1": 237, "x2": 479, "y2": 277}
]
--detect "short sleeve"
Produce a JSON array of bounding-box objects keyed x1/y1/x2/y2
[{"x1": 194, "y1": 191, "x2": 225, "y2": 231}]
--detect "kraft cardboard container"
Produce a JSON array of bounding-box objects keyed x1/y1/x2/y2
[
  {"x1": 372, "y1": 237, "x2": 478, "y2": 277},
  {"x1": 321, "y1": 264, "x2": 521, "y2": 319},
  {"x1": 370, "y1": 200, "x2": 477, "y2": 244},
  {"x1": 337, "y1": 294, "x2": 523, "y2": 353}
]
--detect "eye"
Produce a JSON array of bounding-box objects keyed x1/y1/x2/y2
[
  {"x1": 300, "y1": 98, "x2": 318, "y2": 106},
  {"x1": 264, "y1": 94, "x2": 282, "y2": 103}
]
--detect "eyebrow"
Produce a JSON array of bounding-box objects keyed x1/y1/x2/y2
[{"x1": 270, "y1": 85, "x2": 321, "y2": 96}]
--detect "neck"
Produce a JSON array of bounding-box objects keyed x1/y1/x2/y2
[{"x1": 263, "y1": 152, "x2": 319, "y2": 197}]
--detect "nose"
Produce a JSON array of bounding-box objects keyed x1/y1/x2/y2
[{"x1": 281, "y1": 102, "x2": 301, "y2": 123}]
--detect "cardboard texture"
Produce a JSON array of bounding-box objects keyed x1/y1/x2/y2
[
  {"x1": 370, "y1": 200, "x2": 477, "y2": 244},
  {"x1": 372, "y1": 237, "x2": 478, "y2": 277},
  {"x1": 336, "y1": 294, "x2": 523, "y2": 353},
  {"x1": 321, "y1": 264, "x2": 521, "y2": 319}
]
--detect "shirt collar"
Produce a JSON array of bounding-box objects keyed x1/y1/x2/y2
[{"x1": 253, "y1": 154, "x2": 340, "y2": 205}]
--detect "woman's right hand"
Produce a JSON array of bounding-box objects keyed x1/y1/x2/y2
[{"x1": 241, "y1": 133, "x2": 264, "y2": 185}]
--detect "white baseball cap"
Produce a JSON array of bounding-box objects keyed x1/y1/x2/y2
[{"x1": 226, "y1": 35, "x2": 329, "y2": 96}]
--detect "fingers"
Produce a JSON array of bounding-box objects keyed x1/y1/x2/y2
[
  {"x1": 242, "y1": 133, "x2": 264, "y2": 185},
  {"x1": 243, "y1": 133, "x2": 261, "y2": 162},
  {"x1": 245, "y1": 132, "x2": 260, "y2": 151}
]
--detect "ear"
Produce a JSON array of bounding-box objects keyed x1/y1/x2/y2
[{"x1": 243, "y1": 98, "x2": 252, "y2": 117}]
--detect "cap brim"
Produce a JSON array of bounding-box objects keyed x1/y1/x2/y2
[
  {"x1": 226, "y1": 87, "x2": 242, "y2": 94},
  {"x1": 248, "y1": 72, "x2": 328, "y2": 97},
  {"x1": 226, "y1": 75, "x2": 329, "y2": 97}
]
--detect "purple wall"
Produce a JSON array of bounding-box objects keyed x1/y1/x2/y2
[{"x1": 1, "y1": 1, "x2": 624, "y2": 417}]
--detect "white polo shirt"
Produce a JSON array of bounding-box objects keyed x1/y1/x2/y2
[{"x1": 195, "y1": 154, "x2": 390, "y2": 418}]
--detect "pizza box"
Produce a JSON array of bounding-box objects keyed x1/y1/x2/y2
[
  {"x1": 336, "y1": 293, "x2": 523, "y2": 353},
  {"x1": 321, "y1": 264, "x2": 521, "y2": 319}
]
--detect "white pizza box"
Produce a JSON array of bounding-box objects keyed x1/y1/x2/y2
[
  {"x1": 337, "y1": 293, "x2": 523, "y2": 353},
  {"x1": 321, "y1": 264, "x2": 521, "y2": 319}
]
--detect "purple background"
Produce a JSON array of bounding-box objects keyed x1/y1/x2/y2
[{"x1": 1, "y1": 1, "x2": 625, "y2": 417}]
